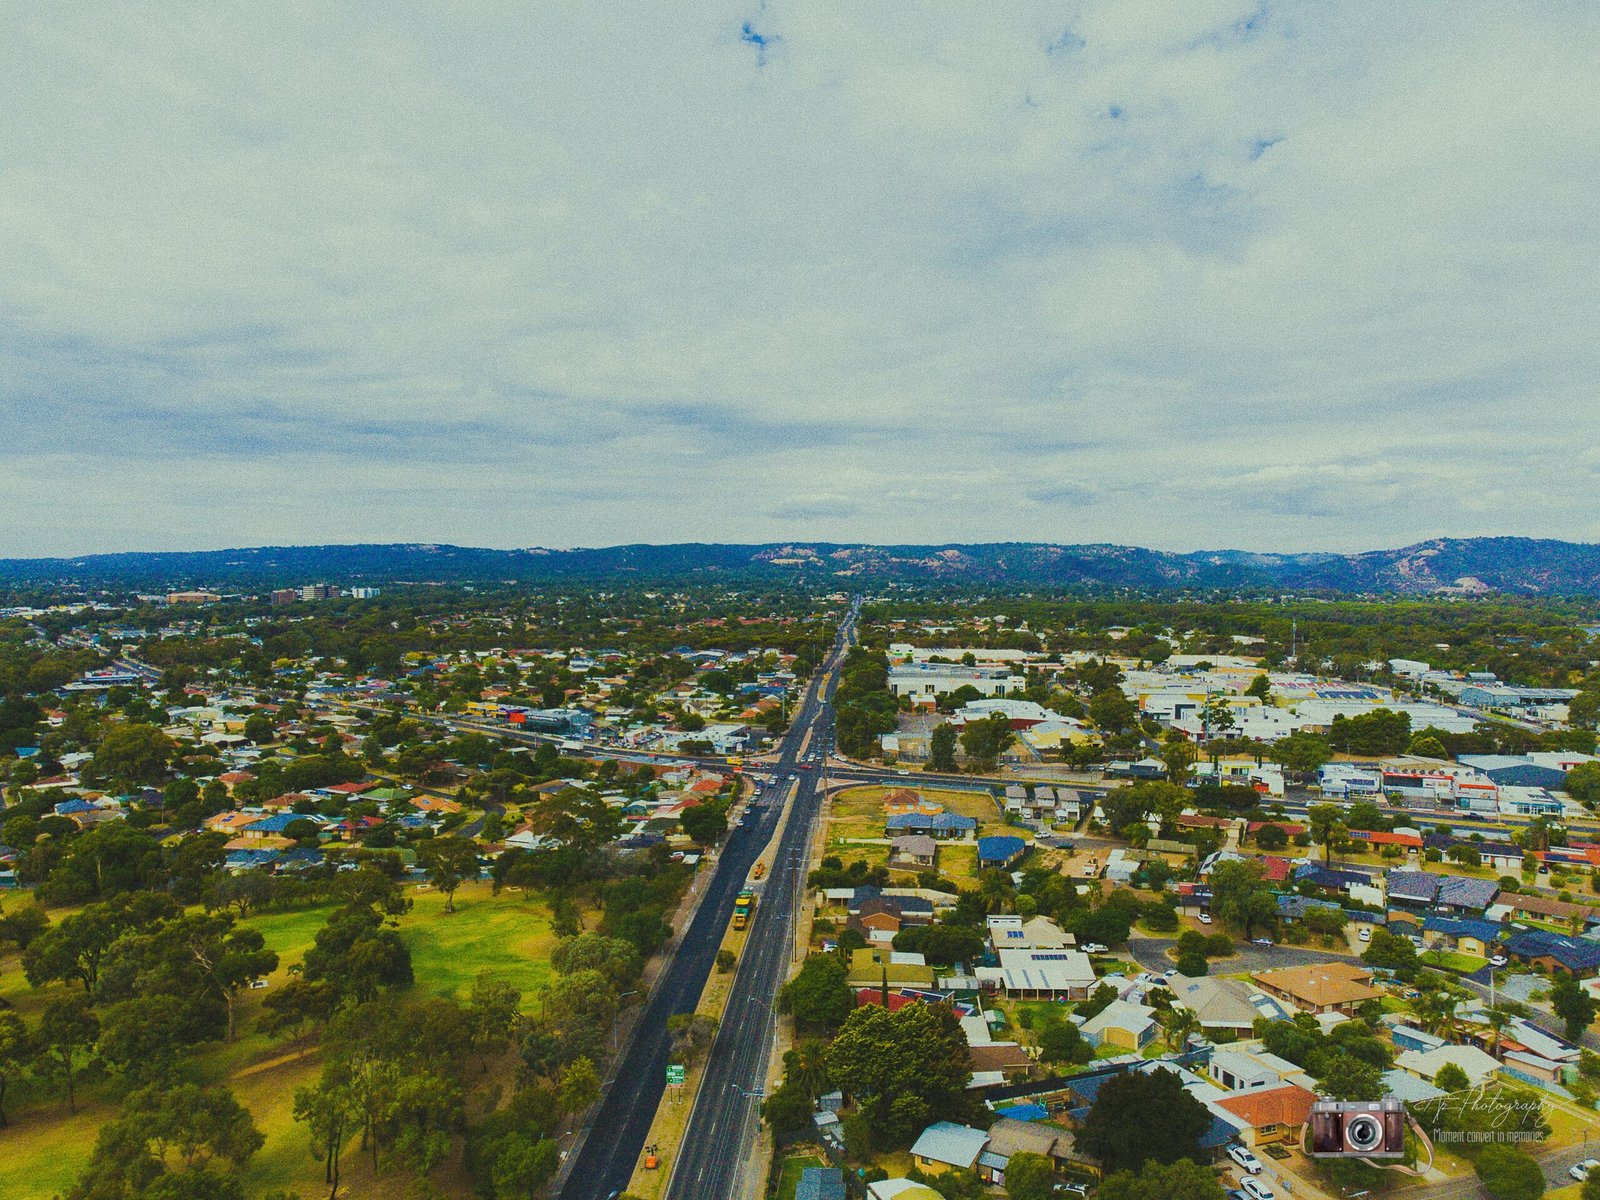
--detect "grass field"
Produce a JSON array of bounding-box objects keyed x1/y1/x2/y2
[
  {"x1": 0, "y1": 881, "x2": 563, "y2": 1199},
  {"x1": 775, "y1": 1151, "x2": 828, "y2": 1200},
  {"x1": 825, "y1": 785, "x2": 1012, "y2": 887},
  {"x1": 1419, "y1": 949, "x2": 1488, "y2": 974}
]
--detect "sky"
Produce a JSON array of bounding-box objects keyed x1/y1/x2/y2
[{"x1": 4, "y1": 1, "x2": 1600, "y2": 558}]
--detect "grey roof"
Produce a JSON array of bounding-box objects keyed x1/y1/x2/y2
[
  {"x1": 1386, "y1": 870, "x2": 1439, "y2": 902},
  {"x1": 1436, "y1": 875, "x2": 1499, "y2": 909},
  {"x1": 909, "y1": 1121, "x2": 989, "y2": 1168},
  {"x1": 796, "y1": 1167, "x2": 847, "y2": 1200}
]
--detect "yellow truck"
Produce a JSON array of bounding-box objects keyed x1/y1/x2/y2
[{"x1": 733, "y1": 889, "x2": 756, "y2": 930}]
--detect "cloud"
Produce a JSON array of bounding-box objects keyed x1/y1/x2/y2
[{"x1": 2, "y1": 1, "x2": 1599, "y2": 556}]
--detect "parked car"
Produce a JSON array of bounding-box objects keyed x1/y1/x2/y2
[
  {"x1": 1198, "y1": 912, "x2": 1213, "y2": 924},
  {"x1": 1055, "y1": 1183, "x2": 1090, "y2": 1197},
  {"x1": 1489, "y1": 953, "x2": 1508, "y2": 967},
  {"x1": 1240, "y1": 1178, "x2": 1275, "y2": 1200},
  {"x1": 1251, "y1": 938, "x2": 1273, "y2": 947},
  {"x1": 1569, "y1": 1159, "x2": 1600, "y2": 1182},
  {"x1": 1228, "y1": 1191, "x2": 1252, "y2": 1200},
  {"x1": 1083, "y1": 943, "x2": 1109, "y2": 954},
  {"x1": 1164, "y1": 968, "x2": 1179, "y2": 979},
  {"x1": 1228, "y1": 1146, "x2": 1263, "y2": 1174}
]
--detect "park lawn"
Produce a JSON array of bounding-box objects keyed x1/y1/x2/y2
[
  {"x1": 775, "y1": 1151, "x2": 828, "y2": 1200},
  {"x1": 399, "y1": 882, "x2": 559, "y2": 1010}
]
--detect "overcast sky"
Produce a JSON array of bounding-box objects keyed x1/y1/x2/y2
[{"x1": 4, "y1": 2, "x2": 1599, "y2": 558}]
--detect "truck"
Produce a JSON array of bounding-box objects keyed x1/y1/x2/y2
[
  {"x1": 752, "y1": 861, "x2": 766, "y2": 881},
  {"x1": 733, "y1": 889, "x2": 756, "y2": 930}
]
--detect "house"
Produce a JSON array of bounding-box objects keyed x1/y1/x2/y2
[
  {"x1": 1207, "y1": 1046, "x2": 1314, "y2": 1093},
  {"x1": 868, "y1": 1181, "x2": 944, "y2": 1200},
  {"x1": 1214, "y1": 1083, "x2": 1317, "y2": 1149},
  {"x1": 1385, "y1": 871, "x2": 1438, "y2": 908},
  {"x1": 979, "y1": 948, "x2": 1097, "y2": 999},
  {"x1": 1502, "y1": 930, "x2": 1600, "y2": 979},
  {"x1": 1436, "y1": 875, "x2": 1500, "y2": 914},
  {"x1": 1252, "y1": 963, "x2": 1382, "y2": 1016},
  {"x1": 848, "y1": 948, "x2": 936, "y2": 989},
  {"x1": 796, "y1": 1167, "x2": 846, "y2": 1200},
  {"x1": 890, "y1": 835, "x2": 938, "y2": 869},
  {"x1": 243, "y1": 813, "x2": 314, "y2": 840},
  {"x1": 986, "y1": 915, "x2": 1073, "y2": 954},
  {"x1": 910, "y1": 1121, "x2": 990, "y2": 1173},
  {"x1": 1421, "y1": 916, "x2": 1501, "y2": 957},
  {"x1": 411, "y1": 795, "x2": 463, "y2": 815},
  {"x1": 1379, "y1": 1067, "x2": 1446, "y2": 1103},
  {"x1": 1172, "y1": 977, "x2": 1291, "y2": 1037},
  {"x1": 1396, "y1": 1043, "x2": 1501, "y2": 1087},
  {"x1": 978, "y1": 1117, "x2": 1069, "y2": 1186},
  {"x1": 1080, "y1": 1000, "x2": 1158, "y2": 1050},
  {"x1": 977, "y1": 836, "x2": 1028, "y2": 869}
]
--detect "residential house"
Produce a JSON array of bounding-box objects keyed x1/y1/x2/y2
[
  {"x1": 909, "y1": 1122, "x2": 990, "y2": 1173},
  {"x1": 1173, "y1": 977, "x2": 1292, "y2": 1038},
  {"x1": 1252, "y1": 962, "x2": 1382, "y2": 1016},
  {"x1": 978, "y1": 1117, "x2": 1071, "y2": 1187},
  {"x1": 867, "y1": 1182, "x2": 944, "y2": 1200},
  {"x1": 889, "y1": 834, "x2": 938, "y2": 869},
  {"x1": 1395, "y1": 1044, "x2": 1500, "y2": 1087},
  {"x1": 796, "y1": 1167, "x2": 846, "y2": 1200},
  {"x1": 977, "y1": 835, "x2": 1028, "y2": 870},
  {"x1": 1080, "y1": 1000, "x2": 1158, "y2": 1051},
  {"x1": 1214, "y1": 1084, "x2": 1317, "y2": 1149},
  {"x1": 1421, "y1": 916, "x2": 1501, "y2": 957},
  {"x1": 979, "y1": 948, "x2": 1097, "y2": 999},
  {"x1": 847, "y1": 948, "x2": 936, "y2": 990},
  {"x1": 1207, "y1": 1046, "x2": 1314, "y2": 1093},
  {"x1": 1502, "y1": 929, "x2": 1600, "y2": 979},
  {"x1": 986, "y1": 915, "x2": 1073, "y2": 954}
]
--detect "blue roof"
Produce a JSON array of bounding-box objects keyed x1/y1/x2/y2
[
  {"x1": 245, "y1": 813, "x2": 308, "y2": 833},
  {"x1": 225, "y1": 848, "x2": 281, "y2": 868},
  {"x1": 1436, "y1": 875, "x2": 1499, "y2": 909},
  {"x1": 795, "y1": 1167, "x2": 846, "y2": 1200},
  {"x1": 886, "y1": 813, "x2": 927, "y2": 830},
  {"x1": 978, "y1": 836, "x2": 1027, "y2": 862},
  {"x1": 1505, "y1": 930, "x2": 1600, "y2": 971},
  {"x1": 1422, "y1": 915, "x2": 1501, "y2": 943},
  {"x1": 932, "y1": 812, "x2": 977, "y2": 831},
  {"x1": 53, "y1": 799, "x2": 95, "y2": 815}
]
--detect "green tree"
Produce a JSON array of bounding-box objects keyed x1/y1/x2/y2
[
  {"x1": 1162, "y1": 739, "x2": 1199, "y2": 783},
  {"x1": 557, "y1": 1056, "x2": 600, "y2": 1114},
  {"x1": 780, "y1": 954, "x2": 853, "y2": 1029},
  {"x1": 928, "y1": 723, "x2": 958, "y2": 772},
  {"x1": 1246, "y1": 674, "x2": 1272, "y2": 701},
  {"x1": 1308, "y1": 804, "x2": 1350, "y2": 864},
  {"x1": 1407, "y1": 734, "x2": 1449, "y2": 760},
  {"x1": 1208, "y1": 860, "x2": 1276, "y2": 938},
  {"x1": 1269, "y1": 732, "x2": 1332, "y2": 778},
  {"x1": 825, "y1": 1001, "x2": 973, "y2": 1146},
  {"x1": 1361, "y1": 928, "x2": 1419, "y2": 977},
  {"x1": 1566, "y1": 761, "x2": 1600, "y2": 806},
  {"x1": 1098, "y1": 1158, "x2": 1226, "y2": 1200},
  {"x1": 40, "y1": 994, "x2": 99, "y2": 1114},
  {"x1": 491, "y1": 1133, "x2": 560, "y2": 1199},
  {"x1": 1254, "y1": 823, "x2": 1288, "y2": 851},
  {"x1": 1038, "y1": 1020, "x2": 1092, "y2": 1065},
  {"x1": 1434, "y1": 1062, "x2": 1470, "y2": 1092},
  {"x1": 1475, "y1": 1144, "x2": 1546, "y2": 1200},
  {"x1": 1078, "y1": 1067, "x2": 1211, "y2": 1173},
  {"x1": 419, "y1": 836, "x2": 479, "y2": 913},
  {"x1": 1552, "y1": 976, "x2": 1599, "y2": 1040},
  {"x1": 0, "y1": 1011, "x2": 33, "y2": 1127},
  {"x1": 88, "y1": 721, "x2": 177, "y2": 785},
  {"x1": 1004, "y1": 1151, "x2": 1057, "y2": 1200},
  {"x1": 65, "y1": 1082, "x2": 263, "y2": 1200},
  {"x1": 959, "y1": 713, "x2": 1015, "y2": 769},
  {"x1": 1317, "y1": 1056, "x2": 1383, "y2": 1101},
  {"x1": 679, "y1": 797, "x2": 731, "y2": 845}
]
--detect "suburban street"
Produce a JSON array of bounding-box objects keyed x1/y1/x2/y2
[{"x1": 558, "y1": 601, "x2": 858, "y2": 1200}]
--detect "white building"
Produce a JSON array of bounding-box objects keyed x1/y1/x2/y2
[{"x1": 888, "y1": 663, "x2": 1027, "y2": 699}]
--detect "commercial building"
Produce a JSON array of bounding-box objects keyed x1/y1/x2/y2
[{"x1": 888, "y1": 663, "x2": 1027, "y2": 699}]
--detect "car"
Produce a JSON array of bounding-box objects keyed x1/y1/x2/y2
[
  {"x1": 1136, "y1": 972, "x2": 1156, "y2": 984},
  {"x1": 1358, "y1": 926, "x2": 1372, "y2": 942},
  {"x1": 1240, "y1": 1178, "x2": 1275, "y2": 1200},
  {"x1": 1489, "y1": 953, "x2": 1508, "y2": 967},
  {"x1": 897, "y1": 769, "x2": 910, "y2": 776},
  {"x1": 1164, "y1": 968, "x2": 1178, "y2": 979},
  {"x1": 1251, "y1": 938, "x2": 1273, "y2": 947},
  {"x1": 1083, "y1": 943, "x2": 1109, "y2": 954},
  {"x1": 1228, "y1": 1191, "x2": 1252, "y2": 1200},
  {"x1": 1228, "y1": 1146, "x2": 1263, "y2": 1174},
  {"x1": 1055, "y1": 1184, "x2": 1089, "y2": 1197},
  {"x1": 1570, "y1": 1160, "x2": 1600, "y2": 1182},
  {"x1": 1198, "y1": 912, "x2": 1213, "y2": 924}
]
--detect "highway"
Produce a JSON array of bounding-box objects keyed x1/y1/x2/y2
[{"x1": 559, "y1": 599, "x2": 858, "y2": 1200}]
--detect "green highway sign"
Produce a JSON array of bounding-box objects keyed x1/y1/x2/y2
[{"x1": 666, "y1": 1064, "x2": 686, "y2": 1086}]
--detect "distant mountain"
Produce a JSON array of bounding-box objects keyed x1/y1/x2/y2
[{"x1": 2, "y1": 537, "x2": 1599, "y2": 595}]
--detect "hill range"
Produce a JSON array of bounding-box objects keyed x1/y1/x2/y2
[{"x1": 3, "y1": 537, "x2": 1600, "y2": 595}]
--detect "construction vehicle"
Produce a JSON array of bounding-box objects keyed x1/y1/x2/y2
[
  {"x1": 752, "y1": 860, "x2": 766, "y2": 881},
  {"x1": 733, "y1": 889, "x2": 756, "y2": 930}
]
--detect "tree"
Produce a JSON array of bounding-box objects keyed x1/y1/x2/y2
[
  {"x1": 959, "y1": 714, "x2": 1015, "y2": 769},
  {"x1": 551, "y1": 934, "x2": 642, "y2": 989},
  {"x1": 1475, "y1": 1144, "x2": 1546, "y2": 1200},
  {"x1": 1434, "y1": 1062, "x2": 1470, "y2": 1092},
  {"x1": 1407, "y1": 735, "x2": 1449, "y2": 760},
  {"x1": 294, "y1": 1073, "x2": 357, "y2": 1197},
  {"x1": 1362, "y1": 928, "x2": 1419, "y2": 977},
  {"x1": 1317, "y1": 1056, "x2": 1383, "y2": 1101},
  {"x1": 1269, "y1": 732, "x2": 1332, "y2": 778},
  {"x1": 39, "y1": 994, "x2": 99, "y2": 1114},
  {"x1": 419, "y1": 836, "x2": 479, "y2": 913},
  {"x1": 1004, "y1": 1152, "x2": 1057, "y2": 1200},
  {"x1": 491, "y1": 1133, "x2": 559, "y2": 1199},
  {"x1": 88, "y1": 721, "x2": 177, "y2": 785},
  {"x1": 1567, "y1": 761, "x2": 1600, "y2": 806},
  {"x1": 780, "y1": 953, "x2": 853, "y2": 1029},
  {"x1": 1552, "y1": 976, "x2": 1599, "y2": 1041},
  {"x1": 1308, "y1": 804, "x2": 1349, "y2": 864},
  {"x1": 1176, "y1": 950, "x2": 1208, "y2": 977},
  {"x1": 1038, "y1": 1020, "x2": 1092, "y2": 1065},
  {"x1": 1246, "y1": 674, "x2": 1272, "y2": 702},
  {"x1": 1162, "y1": 739, "x2": 1199, "y2": 784},
  {"x1": 557, "y1": 1057, "x2": 600, "y2": 1115},
  {"x1": 1098, "y1": 1159, "x2": 1226, "y2": 1200},
  {"x1": 0, "y1": 901, "x2": 49, "y2": 951},
  {"x1": 66, "y1": 1082, "x2": 264, "y2": 1200},
  {"x1": 929, "y1": 724, "x2": 957, "y2": 772},
  {"x1": 679, "y1": 797, "x2": 730, "y2": 845},
  {"x1": 1208, "y1": 860, "x2": 1276, "y2": 939},
  {"x1": 0, "y1": 1011, "x2": 33, "y2": 1126},
  {"x1": 825, "y1": 1001, "x2": 973, "y2": 1145},
  {"x1": 1254, "y1": 823, "x2": 1288, "y2": 851},
  {"x1": 1078, "y1": 1067, "x2": 1211, "y2": 1172}
]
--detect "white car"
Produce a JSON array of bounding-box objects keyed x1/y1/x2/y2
[
  {"x1": 1228, "y1": 1146, "x2": 1263, "y2": 1174},
  {"x1": 1251, "y1": 938, "x2": 1273, "y2": 947},
  {"x1": 1198, "y1": 912, "x2": 1213, "y2": 924},
  {"x1": 1164, "y1": 968, "x2": 1178, "y2": 979},
  {"x1": 1083, "y1": 943, "x2": 1109, "y2": 954},
  {"x1": 1240, "y1": 1177, "x2": 1275, "y2": 1200},
  {"x1": 1570, "y1": 1159, "x2": 1600, "y2": 1182},
  {"x1": 1489, "y1": 953, "x2": 1508, "y2": 967},
  {"x1": 1358, "y1": 927, "x2": 1372, "y2": 942}
]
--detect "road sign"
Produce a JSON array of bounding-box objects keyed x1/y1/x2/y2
[{"x1": 666, "y1": 1064, "x2": 685, "y2": 1086}]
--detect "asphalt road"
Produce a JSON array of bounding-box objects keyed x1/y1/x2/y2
[
  {"x1": 1126, "y1": 935, "x2": 1354, "y2": 975},
  {"x1": 558, "y1": 600, "x2": 858, "y2": 1200}
]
